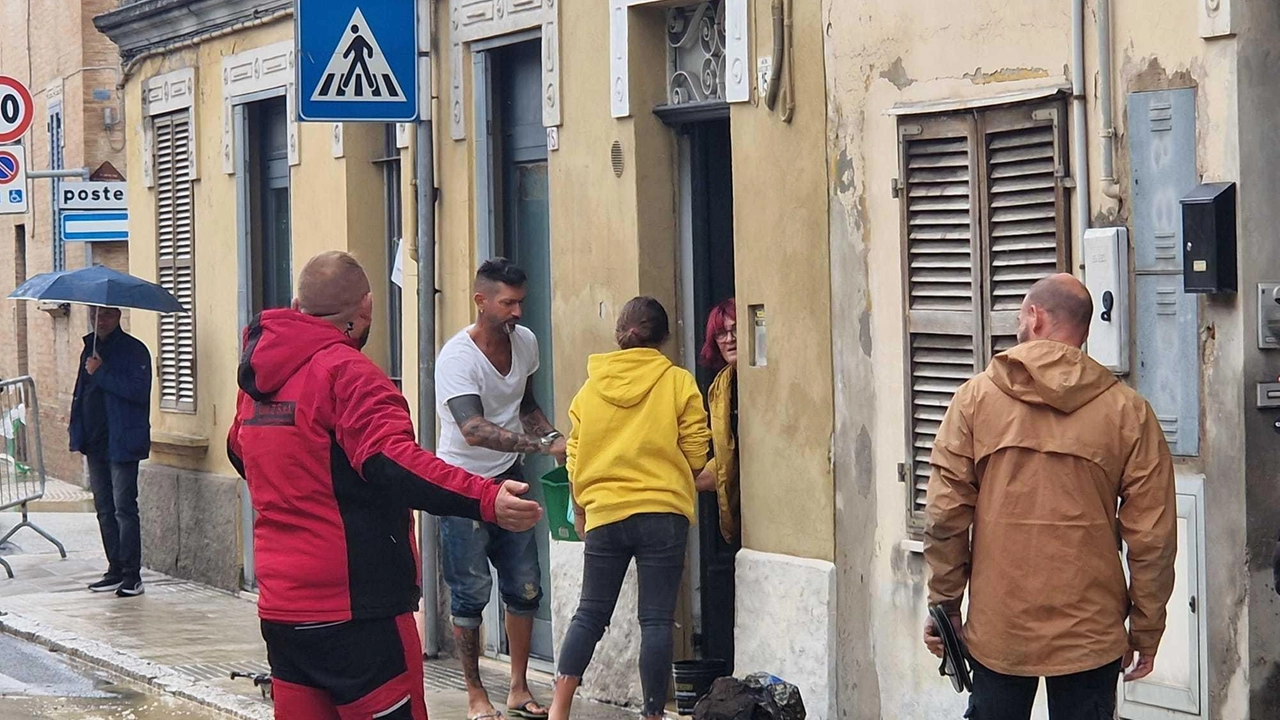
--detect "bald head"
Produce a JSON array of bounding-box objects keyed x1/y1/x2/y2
[
  {"x1": 295, "y1": 251, "x2": 371, "y2": 319},
  {"x1": 1016, "y1": 273, "x2": 1093, "y2": 347}
]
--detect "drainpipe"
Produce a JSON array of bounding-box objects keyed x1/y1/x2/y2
[
  {"x1": 1097, "y1": 0, "x2": 1122, "y2": 199},
  {"x1": 1071, "y1": 0, "x2": 1092, "y2": 236},
  {"x1": 416, "y1": 0, "x2": 441, "y2": 659}
]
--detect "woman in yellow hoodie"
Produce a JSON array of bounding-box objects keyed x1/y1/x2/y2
[{"x1": 549, "y1": 297, "x2": 710, "y2": 720}]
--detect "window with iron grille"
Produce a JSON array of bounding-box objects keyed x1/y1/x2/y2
[
  {"x1": 154, "y1": 111, "x2": 196, "y2": 413},
  {"x1": 899, "y1": 99, "x2": 1070, "y2": 531}
]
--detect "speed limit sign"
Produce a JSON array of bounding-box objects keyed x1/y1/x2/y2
[{"x1": 0, "y1": 76, "x2": 34, "y2": 145}]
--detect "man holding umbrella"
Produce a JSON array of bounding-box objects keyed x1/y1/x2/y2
[
  {"x1": 70, "y1": 306, "x2": 152, "y2": 597},
  {"x1": 10, "y1": 265, "x2": 183, "y2": 597}
]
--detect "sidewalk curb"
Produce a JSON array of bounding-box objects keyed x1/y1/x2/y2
[{"x1": 0, "y1": 610, "x2": 271, "y2": 719}]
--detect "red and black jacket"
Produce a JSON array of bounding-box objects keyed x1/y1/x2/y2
[{"x1": 228, "y1": 310, "x2": 500, "y2": 624}]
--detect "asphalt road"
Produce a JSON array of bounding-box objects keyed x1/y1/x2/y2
[{"x1": 0, "y1": 633, "x2": 230, "y2": 719}]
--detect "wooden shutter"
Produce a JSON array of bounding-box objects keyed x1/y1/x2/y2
[
  {"x1": 978, "y1": 102, "x2": 1070, "y2": 358},
  {"x1": 155, "y1": 112, "x2": 197, "y2": 413},
  {"x1": 899, "y1": 115, "x2": 982, "y2": 528},
  {"x1": 899, "y1": 100, "x2": 1069, "y2": 531}
]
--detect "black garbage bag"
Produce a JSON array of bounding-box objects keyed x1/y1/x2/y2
[
  {"x1": 745, "y1": 673, "x2": 805, "y2": 720},
  {"x1": 693, "y1": 674, "x2": 805, "y2": 720}
]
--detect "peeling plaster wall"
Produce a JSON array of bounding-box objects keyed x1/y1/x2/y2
[
  {"x1": 822, "y1": 0, "x2": 1252, "y2": 716},
  {"x1": 1237, "y1": 1, "x2": 1280, "y2": 715}
]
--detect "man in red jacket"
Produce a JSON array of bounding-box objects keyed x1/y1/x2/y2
[{"x1": 228, "y1": 251, "x2": 543, "y2": 720}]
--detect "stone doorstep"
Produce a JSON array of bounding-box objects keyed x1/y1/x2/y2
[{"x1": 0, "y1": 611, "x2": 272, "y2": 720}]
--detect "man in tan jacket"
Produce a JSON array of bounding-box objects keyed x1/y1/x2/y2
[{"x1": 923, "y1": 274, "x2": 1177, "y2": 719}]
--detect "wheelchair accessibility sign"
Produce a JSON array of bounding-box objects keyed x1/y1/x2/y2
[{"x1": 297, "y1": 0, "x2": 418, "y2": 122}]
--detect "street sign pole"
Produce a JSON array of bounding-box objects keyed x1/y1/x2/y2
[
  {"x1": 28, "y1": 168, "x2": 89, "y2": 179},
  {"x1": 415, "y1": 0, "x2": 439, "y2": 660}
]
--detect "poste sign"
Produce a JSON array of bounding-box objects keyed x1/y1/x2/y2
[{"x1": 60, "y1": 181, "x2": 127, "y2": 211}]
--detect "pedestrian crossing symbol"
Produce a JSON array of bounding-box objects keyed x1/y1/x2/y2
[
  {"x1": 297, "y1": 0, "x2": 418, "y2": 122},
  {"x1": 311, "y1": 9, "x2": 405, "y2": 102}
]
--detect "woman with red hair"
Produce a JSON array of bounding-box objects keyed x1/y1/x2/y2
[{"x1": 696, "y1": 298, "x2": 740, "y2": 543}]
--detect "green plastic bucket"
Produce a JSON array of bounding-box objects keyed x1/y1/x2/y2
[{"x1": 539, "y1": 465, "x2": 581, "y2": 542}]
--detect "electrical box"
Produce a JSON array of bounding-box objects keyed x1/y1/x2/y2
[
  {"x1": 1083, "y1": 227, "x2": 1130, "y2": 374},
  {"x1": 1181, "y1": 182, "x2": 1237, "y2": 294},
  {"x1": 1256, "y1": 282, "x2": 1280, "y2": 349},
  {"x1": 1130, "y1": 88, "x2": 1200, "y2": 457}
]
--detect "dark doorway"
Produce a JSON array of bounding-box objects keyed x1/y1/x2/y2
[
  {"x1": 481, "y1": 38, "x2": 556, "y2": 662},
  {"x1": 681, "y1": 118, "x2": 737, "y2": 671}
]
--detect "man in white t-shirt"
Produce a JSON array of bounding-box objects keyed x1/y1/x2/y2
[{"x1": 437, "y1": 258, "x2": 566, "y2": 720}]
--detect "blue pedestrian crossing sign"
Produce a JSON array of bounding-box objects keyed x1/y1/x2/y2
[{"x1": 297, "y1": 0, "x2": 418, "y2": 122}]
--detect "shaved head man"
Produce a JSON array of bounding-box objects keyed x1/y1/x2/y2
[
  {"x1": 924, "y1": 272, "x2": 1176, "y2": 720},
  {"x1": 1015, "y1": 273, "x2": 1095, "y2": 347},
  {"x1": 293, "y1": 250, "x2": 375, "y2": 349},
  {"x1": 229, "y1": 251, "x2": 542, "y2": 720}
]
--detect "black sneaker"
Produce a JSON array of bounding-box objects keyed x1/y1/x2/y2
[
  {"x1": 88, "y1": 573, "x2": 123, "y2": 593},
  {"x1": 116, "y1": 576, "x2": 144, "y2": 597}
]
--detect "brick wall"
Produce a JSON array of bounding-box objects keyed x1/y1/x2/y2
[{"x1": 0, "y1": 0, "x2": 127, "y2": 487}]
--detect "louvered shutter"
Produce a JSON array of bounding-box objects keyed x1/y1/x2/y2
[
  {"x1": 978, "y1": 103, "x2": 1070, "y2": 358},
  {"x1": 155, "y1": 112, "x2": 197, "y2": 413},
  {"x1": 899, "y1": 101, "x2": 1070, "y2": 532},
  {"x1": 899, "y1": 116, "x2": 983, "y2": 529}
]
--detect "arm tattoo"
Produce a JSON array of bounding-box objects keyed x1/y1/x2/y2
[
  {"x1": 519, "y1": 383, "x2": 557, "y2": 437},
  {"x1": 448, "y1": 394, "x2": 546, "y2": 454}
]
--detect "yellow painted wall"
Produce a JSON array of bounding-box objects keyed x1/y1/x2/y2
[
  {"x1": 124, "y1": 20, "x2": 402, "y2": 478},
  {"x1": 423, "y1": 0, "x2": 834, "y2": 561},
  {"x1": 731, "y1": 0, "x2": 834, "y2": 561}
]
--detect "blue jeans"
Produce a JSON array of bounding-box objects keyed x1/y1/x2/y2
[
  {"x1": 440, "y1": 464, "x2": 543, "y2": 627},
  {"x1": 86, "y1": 454, "x2": 141, "y2": 577},
  {"x1": 557, "y1": 513, "x2": 689, "y2": 717}
]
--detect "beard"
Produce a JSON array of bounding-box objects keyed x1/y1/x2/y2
[{"x1": 357, "y1": 327, "x2": 371, "y2": 350}]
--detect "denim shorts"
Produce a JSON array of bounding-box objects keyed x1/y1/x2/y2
[{"x1": 439, "y1": 463, "x2": 543, "y2": 627}]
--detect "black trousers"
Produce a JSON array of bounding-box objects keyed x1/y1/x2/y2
[{"x1": 966, "y1": 658, "x2": 1122, "y2": 720}]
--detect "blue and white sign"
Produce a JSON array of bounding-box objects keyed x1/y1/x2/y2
[
  {"x1": 61, "y1": 211, "x2": 129, "y2": 243},
  {"x1": 0, "y1": 145, "x2": 27, "y2": 215},
  {"x1": 297, "y1": 0, "x2": 418, "y2": 122}
]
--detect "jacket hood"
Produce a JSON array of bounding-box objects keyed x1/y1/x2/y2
[
  {"x1": 586, "y1": 348, "x2": 675, "y2": 408},
  {"x1": 238, "y1": 309, "x2": 358, "y2": 401},
  {"x1": 987, "y1": 340, "x2": 1117, "y2": 414}
]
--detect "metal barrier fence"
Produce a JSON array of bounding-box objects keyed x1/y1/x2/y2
[{"x1": 0, "y1": 376, "x2": 67, "y2": 578}]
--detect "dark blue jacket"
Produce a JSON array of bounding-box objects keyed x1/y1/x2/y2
[{"x1": 69, "y1": 330, "x2": 152, "y2": 463}]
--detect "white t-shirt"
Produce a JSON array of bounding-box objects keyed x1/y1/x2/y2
[{"x1": 435, "y1": 325, "x2": 540, "y2": 477}]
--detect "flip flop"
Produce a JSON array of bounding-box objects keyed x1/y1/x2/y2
[
  {"x1": 506, "y1": 700, "x2": 549, "y2": 720},
  {"x1": 470, "y1": 713, "x2": 504, "y2": 720}
]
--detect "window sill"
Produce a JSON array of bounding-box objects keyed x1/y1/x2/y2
[
  {"x1": 150, "y1": 431, "x2": 209, "y2": 458},
  {"x1": 901, "y1": 538, "x2": 924, "y2": 555}
]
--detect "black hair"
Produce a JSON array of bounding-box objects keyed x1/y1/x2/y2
[
  {"x1": 475, "y1": 257, "x2": 527, "y2": 290},
  {"x1": 616, "y1": 296, "x2": 670, "y2": 350}
]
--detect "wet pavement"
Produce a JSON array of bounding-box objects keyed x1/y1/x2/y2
[
  {"x1": 0, "y1": 634, "x2": 229, "y2": 719},
  {"x1": 0, "y1": 511, "x2": 638, "y2": 720}
]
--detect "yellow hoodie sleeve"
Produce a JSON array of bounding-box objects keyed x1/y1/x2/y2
[
  {"x1": 676, "y1": 370, "x2": 711, "y2": 474},
  {"x1": 566, "y1": 392, "x2": 581, "y2": 486}
]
